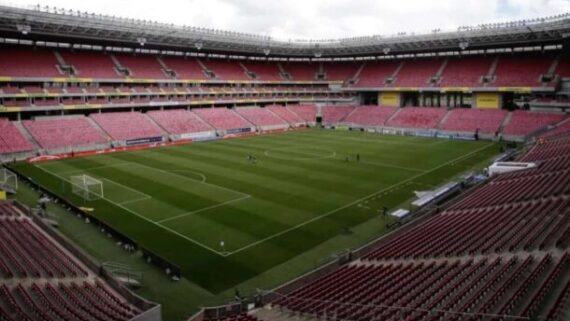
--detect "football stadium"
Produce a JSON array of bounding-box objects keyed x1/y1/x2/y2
[{"x1": 0, "y1": 1, "x2": 569, "y2": 321}]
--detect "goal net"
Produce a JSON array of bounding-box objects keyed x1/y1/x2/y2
[
  {"x1": 0, "y1": 167, "x2": 18, "y2": 192},
  {"x1": 71, "y1": 175, "x2": 103, "y2": 201}
]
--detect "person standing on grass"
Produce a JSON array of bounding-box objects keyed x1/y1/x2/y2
[{"x1": 356, "y1": 153, "x2": 360, "y2": 162}]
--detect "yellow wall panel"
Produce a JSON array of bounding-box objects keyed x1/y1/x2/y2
[
  {"x1": 476, "y1": 93, "x2": 500, "y2": 109},
  {"x1": 380, "y1": 92, "x2": 401, "y2": 107}
]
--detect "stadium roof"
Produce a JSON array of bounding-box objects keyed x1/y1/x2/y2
[{"x1": 0, "y1": 5, "x2": 569, "y2": 58}]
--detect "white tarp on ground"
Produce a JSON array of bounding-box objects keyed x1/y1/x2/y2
[
  {"x1": 390, "y1": 209, "x2": 411, "y2": 219},
  {"x1": 488, "y1": 162, "x2": 537, "y2": 176},
  {"x1": 412, "y1": 182, "x2": 460, "y2": 207}
]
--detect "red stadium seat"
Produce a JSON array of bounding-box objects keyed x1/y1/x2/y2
[
  {"x1": 23, "y1": 117, "x2": 107, "y2": 149},
  {"x1": 148, "y1": 109, "x2": 213, "y2": 135},
  {"x1": 90, "y1": 112, "x2": 163, "y2": 141}
]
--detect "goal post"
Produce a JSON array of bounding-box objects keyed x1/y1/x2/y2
[
  {"x1": 71, "y1": 175, "x2": 104, "y2": 201},
  {"x1": 0, "y1": 167, "x2": 18, "y2": 192}
]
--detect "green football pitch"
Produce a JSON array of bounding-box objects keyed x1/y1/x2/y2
[{"x1": 12, "y1": 129, "x2": 499, "y2": 293}]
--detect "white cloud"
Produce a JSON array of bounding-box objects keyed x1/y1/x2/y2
[{"x1": 2, "y1": 0, "x2": 569, "y2": 39}]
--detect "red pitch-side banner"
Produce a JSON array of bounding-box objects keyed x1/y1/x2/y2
[{"x1": 27, "y1": 139, "x2": 192, "y2": 163}]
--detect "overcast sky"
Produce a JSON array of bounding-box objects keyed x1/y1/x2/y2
[{"x1": 2, "y1": 0, "x2": 569, "y2": 39}]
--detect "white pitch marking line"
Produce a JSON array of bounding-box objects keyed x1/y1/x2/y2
[
  {"x1": 227, "y1": 142, "x2": 496, "y2": 256},
  {"x1": 99, "y1": 177, "x2": 153, "y2": 202},
  {"x1": 119, "y1": 196, "x2": 152, "y2": 205},
  {"x1": 35, "y1": 164, "x2": 227, "y2": 257},
  {"x1": 157, "y1": 194, "x2": 252, "y2": 224}
]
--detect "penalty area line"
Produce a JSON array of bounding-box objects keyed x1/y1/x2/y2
[
  {"x1": 119, "y1": 195, "x2": 152, "y2": 205},
  {"x1": 34, "y1": 164, "x2": 229, "y2": 257}
]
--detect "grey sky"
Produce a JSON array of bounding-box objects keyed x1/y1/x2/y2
[{"x1": 2, "y1": 0, "x2": 569, "y2": 39}]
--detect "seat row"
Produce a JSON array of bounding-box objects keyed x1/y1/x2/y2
[
  {"x1": 0, "y1": 281, "x2": 139, "y2": 321},
  {"x1": 0, "y1": 201, "x2": 145, "y2": 321},
  {"x1": 0, "y1": 48, "x2": 356, "y2": 81},
  {"x1": 353, "y1": 54, "x2": 563, "y2": 88},
  {"x1": 272, "y1": 254, "x2": 569, "y2": 321},
  {"x1": 364, "y1": 198, "x2": 569, "y2": 260},
  {"x1": 0, "y1": 217, "x2": 88, "y2": 279}
]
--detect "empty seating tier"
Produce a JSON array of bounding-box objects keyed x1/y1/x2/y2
[
  {"x1": 0, "y1": 203, "x2": 89, "y2": 279},
  {"x1": 392, "y1": 59, "x2": 442, "y2": 87},
  {"x1": 321, "y1": 106, "x2": 356, "y2": 124},
  {"x1": 440, "y1": 108, "x2": 507, "y2": 134},
  {"x1": 0, "y1": 219, "x2": 88, "y2": 278},
  {"x1": 0, "y1": 48, "x2": 562, "y2": 90},
  {"x1": 147, "y1": 110, "x2": 213, "y2": 135},
  {"x1": 115, "y1": 54, "x2": 166, "y2": 79},
  {"x1": 203, "y1": 60, "x2": 250, "y2": 80},
  {"x1": 23, "y1": 117, "x2": 107, "y2": 150},
  {"x1": 343, "y1": 106, "x2": 398, "y2": 126},
  {"x1": 0, "y1": 280, "x2": 140, "y2": 321},
  {"x1": 439, "y1": 56, "x2": 493, "y2": 87},
  {"x1": 90, "y1": 112, "x2": 163, "y2": 141},
  {"x1": 281, "y1": 62, "x2": 319, "y2": 81},
  {"x1": 493, "y1": 55, "x2": 554, "y2": 87},
  {"x1": 0, "y1": 201, "x2": 149, "y2": 321},
  {"x1": 502, "y1": 111, "x2": 566, "y2": 136},
  {"x1": 540, "y1": 119, "x2": 570, "y2": 139},
  {"x1": 322, "y1": 62, "x2": 360, "y2": 82},
  {"x1": 354, "y1": 61, "x2": 399, "y2": 87},
  {"x1": 367, "y1": 198, "x2": 569, "y2": 260},
  {"x1": 266, "y1": 106, "x2": 305, "y2": 125},
  {"x1": 386, "y1": 107, "x2": 448, "y2": 129},
  {"x1": 244, "y1": 62, "x2": 282, "y2": 81},
  {"x1": 235, "y1": 107, "x2": 288, "y2": 127},
  {"x1": 193, "y1": 108, "x2": 253, "y2": 130},
  {"x1": 0, "y1": 119, "x2": 33, "y2": 154},
  {"x1": 0, "y1": 48, "x2": 61, "y2": 78},
  {"x1": 287, "y1": 105, "x2": 317, "y2": 122},
  {"x1": 60, "y1": 51, "x2": 121, "y2": 79},
  {"x1": 273, "y1": 255, "x2": 570, "y2": 321},
  {"x1": 161, "y1": 57, "x2": 207, "y2": 80}
]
